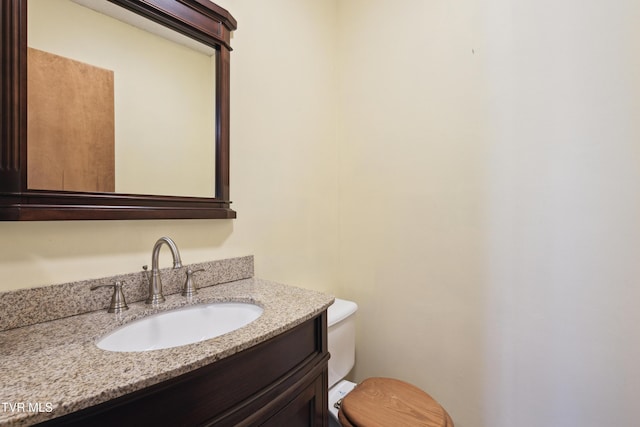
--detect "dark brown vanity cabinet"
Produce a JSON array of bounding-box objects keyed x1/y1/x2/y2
[{"x1": 39, "y1": 313, "x2": 329, "y2": 426}]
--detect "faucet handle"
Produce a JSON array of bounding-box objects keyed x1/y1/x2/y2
[
  {"x1": 91, "y1": 280, "x2": 129, "y2": 313},
  {"x1": 182, "y1": 268, "x2": 205, "y2": 298},
  {"x1": 142, "y1": 265, "x2": 150, "y2": 282}
]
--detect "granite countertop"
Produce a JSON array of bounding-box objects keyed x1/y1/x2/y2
[{"x1": 0, "y1": 278, "x2": 334, "y2": 426}]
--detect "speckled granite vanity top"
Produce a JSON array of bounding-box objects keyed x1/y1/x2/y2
[{"x1": 0, "y1": 258, "x2": 334, "y2": 426}]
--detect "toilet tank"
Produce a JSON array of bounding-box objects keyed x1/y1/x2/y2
[{"x1": 327, "y1": 298, "x2": 358, "y2": 388}]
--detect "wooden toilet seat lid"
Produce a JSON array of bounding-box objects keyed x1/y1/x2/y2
[{"x1": 338, "y1": 377, "x2": 453, "y2": 427}]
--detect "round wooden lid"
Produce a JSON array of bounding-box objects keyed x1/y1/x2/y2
[{"x1": 338, "y1": 377, "x2": 453, "y2": 427}]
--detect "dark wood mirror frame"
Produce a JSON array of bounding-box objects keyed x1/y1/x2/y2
[{"x1": 0, "y1": 0, "x2": 237, "y2": 220}]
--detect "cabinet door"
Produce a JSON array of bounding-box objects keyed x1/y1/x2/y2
[{"x1": 262, "y1": 373, "x2": 327, "y2": 427}]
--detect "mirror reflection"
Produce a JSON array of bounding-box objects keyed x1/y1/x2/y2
[{"x1": 27, "y1": 0, "x2": 217, "y2": 198}]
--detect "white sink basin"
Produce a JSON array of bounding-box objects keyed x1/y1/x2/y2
[{"x1": 96, "y1": 302, "x2": 263, "y2": 352}]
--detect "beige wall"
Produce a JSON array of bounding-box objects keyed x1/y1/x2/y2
[
  {"x1": 0, "y1": 0, "x2": 339, "y2": 293},
  {"x1": 336, "y1": 1, "x2": 490, "y2": 424},
  {"x1": 337, "y1": 0, "x2": 640, "y2": 426},
  {"x1": 4, "y1": 0, "x2": 640, "y2": 426}
]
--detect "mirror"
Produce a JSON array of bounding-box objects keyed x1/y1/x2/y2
[
  {"x1": 0, "y1": 0, "x2": 237, "y2": 220},
  {"x1": 28, "y1": 0, "x2": 217, "y2": 198}
]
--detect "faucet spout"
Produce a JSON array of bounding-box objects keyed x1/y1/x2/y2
[{"x1": 146, "y1": 237, "x2": 183, "y2": 304}]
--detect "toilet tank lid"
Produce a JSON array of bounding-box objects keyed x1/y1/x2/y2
[{"x1": 328, "y1": 298, "x2": 358, "y2": 327}]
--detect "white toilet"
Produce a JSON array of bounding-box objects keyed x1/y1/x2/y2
[
  {"x1": 327, "y1": 298, "x2": 359, "y2": 426},
  {"x1": 327, "y1": 298, "x2": 454, "y2": 427}
]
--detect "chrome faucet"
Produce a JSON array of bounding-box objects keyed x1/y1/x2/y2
[{"x1": 145, "y1": 237, "x2": 183, "y2": 304}]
